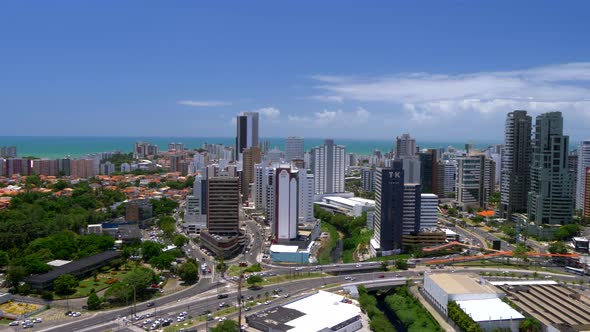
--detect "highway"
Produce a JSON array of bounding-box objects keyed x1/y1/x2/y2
[{"x1": 29, "y1": 210, "x2": 575, "y2": 332}]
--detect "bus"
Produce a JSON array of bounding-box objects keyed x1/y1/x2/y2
[{"x1": 565, "y1": 266, "x2": 585, "y2": 275}]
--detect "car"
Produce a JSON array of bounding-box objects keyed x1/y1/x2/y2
[
  {"x1": 245, "y1": 307, "x2": 251, "y2": 311},
  {"x1": 72, "y1": 312, "x2": 81, "y2": 317},
  {"x1": 22, "y1": 323, "x2": 34, "y2": 329},
  {"x1": 344, "y1": 276, "x2": 351, "y2": 280},
  {"x1": 33, "y1": 318, "x2": 42, "y2": 323},
  {"x1": 264, "y1": 301, "x2": 271, "y2": 305},
  {"x1": 147, "y1": 302, "x2": 155, "y2": 308},
  {"x1": 355, "y1": 263, "x2": 362, "y2": 267},
  {"x1": 295, "y1": 267, "x2": 303, "y2": 271},
  {"x1": 377, "y1": 275, "x2": 385, "y2": 278},
  {"x1": 8, "y1": 321, "x2": 19, "y2": 326},
  {"x1": 217, "y1": 294, "x2": 228, "y2": 299},
  {"x1": 349, "y1": 277, "x2": 356, "y2": 281},
  {"x1": 283, "y1": 294, "x2": 290, "y2": 298},
  {"x1": 219, "y1": 302, "x2": 226, "y2": 308}
]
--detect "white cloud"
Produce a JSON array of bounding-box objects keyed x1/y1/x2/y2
[
  {"x1": 256, "y1": 107, "x2": 281, "y2": 120},
  {"x1": 311, "y1": 62, "x2": 590, "y2": 126},
  {"x1": 288, "y1": 108, "x2": 370, "y2": 127},
  {"x1": 177, "y1": 100, "x2": 232, "y2": 107}
]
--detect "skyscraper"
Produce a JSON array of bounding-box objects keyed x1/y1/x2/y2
[
  {"x1": 241, "y1": 146, "x2": 261, "y2": 199},
  {"x1": 419, "y1": 149, "x2": 437, "y2": 193},
  {"x1": 273, "y1": 166, "x2": 299, "y2": 241},
  {"x1": 207, "y1": 175, "x2": 240, "y2": 234},
  {"x1": 576, "y1": 141, "x2": 590, "y2": 215},
  {"x1": 528, "y1": 112, "x2": 574, "y2": 225},
  {"x1": 184, "y1": 174, "x2": 207, "y2": 234},
  {"x1": 235, "y1": 112, "x2": 259, "y2": 159},
  {"x1": 298, "y1": 173, "x2": 315, "y2": 222},
  {"x1": 285, "y1": 137, "x2": 305, "y2": 162},
  {"x1": 370, "y1": 162, "x2": 405, "y2": 256},
  {"x1": 500, "y1": 111, "x2": 532, "y2": 219},
  {"x1": 360, "y1": 167, "x2": 375, "y2": 192},
  {"x1": 311, "y1": 139, "x2": 346, "y2": 194},
  {"x1": 456, "y1": 155, "x2": 495, "y2": 209},
  {"x1": 395, "y1": 133, "x2": 417, "y2": 159},
  {"x1": 0, "y1": 146, "x2": 17, "y2": 158}
]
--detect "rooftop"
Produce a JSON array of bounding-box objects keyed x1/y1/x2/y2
[
  {"x1": 270, "y1": 245, "x2": 299, "y2": 253},
  {"x1": 283, "y1": 291, "x2": 361, "y2": 332},
  {"x1": 427, "y1": 274, "x2": 503, "y2": 295},
  {"x1": 456, "y1": 298, "x2": 524, "y2": 322}
]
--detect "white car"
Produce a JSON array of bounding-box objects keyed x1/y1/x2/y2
[{"x1": 8, "y1": 321, "x2": 19, "y2": 326}]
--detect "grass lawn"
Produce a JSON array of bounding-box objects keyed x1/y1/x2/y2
[
  {"x1": 55, "y1": 269, "x2": 128, "y2": 299},
  {"x1": 366, "y1": 253, "x2": 413, "y2": 262}
]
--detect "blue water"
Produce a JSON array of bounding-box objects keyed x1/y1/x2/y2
[{"x1": 0, "y1": 136, "x2": 500, "y2": 159}]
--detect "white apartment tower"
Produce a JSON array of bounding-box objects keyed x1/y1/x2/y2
[
  {"x1": 420, "y1": 193, "x2": 439, "y2": 230},
  {"x1": 184, "y1": 174, "x2": 207, "y2": 234},
  {"x1": 311, "y1": 139, "x2": 346, "y2": 194},
  {"x1": 299, "y1": 173, "x2": 315, "y2": 222},
  {"x1": 274, "y1": 167, "x2": 299, "y2": 240}
]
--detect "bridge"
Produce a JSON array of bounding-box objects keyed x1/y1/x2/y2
[{"x1": 342, "y1": 277, "x2": 409, "y2": 291}]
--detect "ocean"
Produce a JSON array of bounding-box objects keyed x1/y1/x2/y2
[{"x1": 0, "y1": 136, "x2": 501, "y2": 159}]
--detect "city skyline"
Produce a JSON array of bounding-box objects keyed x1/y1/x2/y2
[{"x1": 2, "y1": 2, "x2": 590, "y2": 140}]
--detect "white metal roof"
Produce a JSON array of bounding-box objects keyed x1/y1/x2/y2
[
  {"x1": 456, "y1": 298, "x2": 524, "y2": 322},
  {"x1": 489, "y1": 280, "x2": 558, "y2": 286},
  {"x1": 283, "y1": 291, "x2": 361, "y2": 332},
  {"x1": 270, "y1": 244, "x2": 299, "y2": 253}
]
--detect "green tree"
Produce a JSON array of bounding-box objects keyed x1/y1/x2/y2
[
  {"x1": 513, "y1": 244, "x2": 528, "y2": 261},
  {"x1": 149, "y1": 253, "x2": 175, "y2": 271},
  {"x1": 7, "y1": 265, "x2": 27, "y2": 289},
  {"x1": 548, "y1": 241, "x2": 568, "y2": 254},
  {"x1": 173, "y1": 234, "x2": 189, "y2": 248},
  {"x1": 247, "y1": 275, "x2": 263, "y2": 287},
  {"x1": 141, "y1": 241, "x2": 162, "y2": 262},
  {"x1": 519, "y1": 317, "x2": 541, "y2": 332},
  {"x1": 53, "y1": 274, "x2": 79, "y2": 295},
  {"x1": 0, "y1": 251, "x2": 9, "y2": 267},
  {"x1": 210, "y1": 319, "x2": 239, "y2": 332},
  {"x1": 395, "y1": 258, "x2": 408, "y2": 270},
  {"x1": 178, "y1": 260, "x2": 199, "y2": 285},
  {"x1": 87, "y1": 290, "x2": 101, "y2": 310},
  {"x1": 553, "y1": 224, "x2": 580, "y2": 241}
]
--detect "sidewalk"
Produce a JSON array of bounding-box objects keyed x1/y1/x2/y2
[{"x1": 409, "y1": 286, "x2": 456, "y2": 332}]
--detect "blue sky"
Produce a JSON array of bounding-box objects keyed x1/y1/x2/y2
[{"x1": 1, "y1": 1, "x2": 590, "y2": 141}]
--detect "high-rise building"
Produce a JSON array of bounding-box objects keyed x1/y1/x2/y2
[
  {"x1": 273, "y1": 167, "x2": 299, "y2": 241},
  {"x1": 100, "y1": 161, "x2": 115, "y2": 175},
  {"x1": 134, "y1": 141, "x2": 158, "y2": 159},
  {"x1": 569, "y1": 151, "x2": 579, "y2": 207},
  {"x1": 32, "y1": 159, "x2": 59, "y2": 176},
  {"x1": 0, "y1": 146, "x2": 17, "y2": 158},
  {"x1": 254, "y1": 164, "x2": 270, "y2": 210},
  {"x1": 235, "y1": 112, "x2": 259, "y2": 159},
  {"x1": 402, "y1": 183, "x2": 422, "y2": 235},
  {"x1": 207, "y1": 175, "x2": 240, "y2": 235},
  {"x1": 456, "y1": 155, "x2": 495, "y2": 209},
  {"x1": 360, "y1": 167, "x2": 375, "y2": 192},
  {"x1": 401, "y1": 158, "x2": 421, "y2": 184},
  {"x1": 370, "y1": 162, "x2": 405, "y2": 256},
  {"x1": 395, "y1": 133, "x2": 417, "y2": 159},
  {"x1": 311, "y1": 139, "x2": 346, "y2": 194},
  {"x1": 184, "y1": 174, "x2": 207, "y2": 234},
  {"x1": 528, "y1": 112, "x2": 574, "y2": 225},
  {"x1": 420, "y1": 194, "x2": 439, "y2": 230},
  {"x1": 70, "y1": 159, "x2": 96, "y2": 178},
  {"x1": 285, "y1": 137, "x2": 305, "y2": 162},
  {"x1": 241, "y1": 146, "x2": 261, "y2": 199},
  {"x1": 58, "y1": 158, "x2": 71, "y2": 176},
  {"x1": 4, "y1": 158, "x2": 31, "y2": 177},
  {"x1": 169, "y1": 155, "x2": 183, "y2": 173},
  {"x1": 419, "y1": 149, "x2": 437, "y2": 193},
  {"x1": 298, "y1": 173, "x2": 315, "y2": 222},
  {"x1": 500, "y1": 111, "x2": 532, "y2": 219},
  {"x1": 168, "y1": 142, "x2": 184, "y2": 152},
  {"x1": 576, "y1": 141, "x2": 590, "y2": 215},
  {"x1": 585, "y1": 168, "x2": 590, "y2": 219}
]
